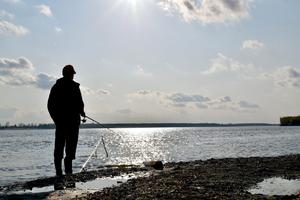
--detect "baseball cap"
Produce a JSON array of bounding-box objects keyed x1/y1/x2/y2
[{"x1": 62, "y1": 65, "x2": 76, "y2": 76}]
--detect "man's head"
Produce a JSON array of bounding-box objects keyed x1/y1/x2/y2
[{"x1": 62, "y1": 65, "x2": 76, "y2": 79}]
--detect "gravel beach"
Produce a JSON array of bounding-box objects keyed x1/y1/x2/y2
[{"x1": 1, "y1": 154, "x2": 300, "y2": 200}]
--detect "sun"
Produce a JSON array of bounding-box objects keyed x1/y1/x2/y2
[
  {"x1": 113, "y1": 0, "x2": 147, "y2": 17},
  {"x1": 125, "y1": 0, "x2": 139, "y2": 11}
]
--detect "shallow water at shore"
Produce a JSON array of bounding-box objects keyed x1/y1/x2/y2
[
  {"x1": 3, "y1": 171, "x2": 149, "y2": 197},
  {"x1": 1, "y1": 126, "x2": 300, "y2": 185},
  {"x1": 248, "y1": 177, "x2": 300, "y2": 196}
]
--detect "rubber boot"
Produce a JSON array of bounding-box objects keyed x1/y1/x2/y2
[
  {"x1": 64, "y1": 158, "x2": 75, "y2": 188},
  {"x1": 54, "y1": 176, "x2": 65, "y2": 190},
  {"x1": 54, "y1": 158, "x2": 65, "y2": 190}
]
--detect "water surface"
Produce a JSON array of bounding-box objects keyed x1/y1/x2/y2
[{"x1": 1, "y1": 126, "x2": 300, "y2": 185}]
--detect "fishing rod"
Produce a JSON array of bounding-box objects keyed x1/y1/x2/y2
[{"x1": 80, "y1": 116, "x2": 111, "y2": 172}]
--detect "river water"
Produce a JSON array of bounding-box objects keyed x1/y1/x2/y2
[{"x1": 0, "y1": 126, "x2": 300, "y2": 186}]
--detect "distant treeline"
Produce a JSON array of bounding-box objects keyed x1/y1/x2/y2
[
  {"x1": 280, "y1": 116, "x2": 300, "y2": 126},
  {"x1": 0, "y1": 122, "x2": 277, "y2": 130},
  {"x1": 0, "y1": 123, "x2": 55, "y2": 130}
]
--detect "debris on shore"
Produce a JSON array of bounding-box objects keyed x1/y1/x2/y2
[{"x1": 1, "y1": 155, "x2": 300, "y2": 200}]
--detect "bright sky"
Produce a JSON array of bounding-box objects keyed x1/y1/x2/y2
[{"x1": 0, "y1": 0, "x2": 299, "y2": 124}]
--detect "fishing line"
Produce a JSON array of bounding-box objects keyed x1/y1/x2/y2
[{"x1": 80, "y1": 116, "x2": 113, "y2": 172}]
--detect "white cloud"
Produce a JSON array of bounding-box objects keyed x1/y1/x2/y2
[
  {"x1": 35, "y1": 73, "x2": 56, "y2": 89},
  {"x1": 35, "y1": 4, "x2": 52, "y2": 17},
  {"x1": 0, "y1": 57, "x2": 33, "y2": 69},
  {"x1": 0, "y1": 20, "x2": 29, "y2": 36},
  {"x1": 0, "y1": 58, "x2": 107, "y2": 91},
  {"x1": 203, "y1": 53, "x2": 252, "y2": 74},
  {"x1": 242, "y1": 40, "x2": 264, "y2": 49},
  {"x1": 128, "y1": 90, "x2": 162, "y2": 99},
  {"x1": 0, "y1": 57, "x2": 57, "y2": 89},
  {"x1": 134, "y1": 65, "x2": 153, "y2": 77},
  {"x1": 97, "y1": 89, "x2": 111, "y2": 95},
  {"x1": 81, "y1": 86, "x2": 111, "y2": 96},
  {"x1": 265, "y1": 66, "x2": 300, "y2": 88},
  {"x1": 167, "y1": 93, "x2": 210, "y2": 103},
  {"x1": 0, "y1": 10, "x2": 14, "y2": 20},
  {"x1": 158, "y1": 0, "x2": 252, "y2": 24},
  {"x1": 128, "y1": 90, "x2": 259, "y2": 112},
  {"x1": 208, "y1": 96, "x2": 232, "y2": 105},
  {"x1": 54, "y1": 27, "x2": 62, "y2": 33},
  {"x1": 0, "y1": 57, "x2": 36, "y2": 86},
  {"x1": 0, "y1": 68, "x2": 36, "y2": 86}
]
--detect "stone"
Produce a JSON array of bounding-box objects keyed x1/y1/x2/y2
[{"x1": 143, "y1": 161, "x2": 164, "y2": 170}]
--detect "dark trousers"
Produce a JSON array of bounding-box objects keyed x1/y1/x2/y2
[{"x1": 54, "y1": 124, "x2": 79, "y2": 175}]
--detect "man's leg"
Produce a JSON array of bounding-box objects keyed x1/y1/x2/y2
[
  {"x1": 64, "y1": 126, "x2": 79, "y2": 188},
  {"x1": 65, "y1": 126, "x2": 79, "y2": 174},
  {"x1": 54, "y1": 126, "x2": 65, "y2": 177}
]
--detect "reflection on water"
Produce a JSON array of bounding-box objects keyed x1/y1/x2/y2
[
  {"x1": 1, "y1": 126, "x2": 300, "y2": 185},
  {"x1": 248, "y1": 177, "x2": 300, "y2": 196},
  {"x1": 77, "y1": 172, "x2": 149, "y2": 191}
]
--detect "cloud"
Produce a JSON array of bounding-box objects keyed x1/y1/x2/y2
[
  {"x1": 167, "y1": 93, "x2": 210, "y2": 103},
  {"x1": 128, "y1": 90, "x2": 162, "y2": 99},
  {"x1": 128, "y1": 90, "x2": 259, "y2": 112},
  {"x1": 166, "y1": 93, "x2": 211, "y2": 108},
  {"x1": 158, "y1": 0, "x2": 252, "y2": 24},
  {"x1": 0, "y1": 57, "x2": 33, "y2": 69},
  {"x1": 239, "y1": 100, "x2": 259, "y2": 109},
  {"x1": 81, "y1": 87, "x2": 111, "y2": 96},
  {"x1": 206, "y1": 96, "x2": 259, "y2": 111},
  {"x1": 35, "y1": 4, "x2": 52, "y2": 17},
  {"x1": 0, "y1": 20, "x2": 29, "y2": 36},
  {"x1": 208, "y1": 96, "x2": 232, "y2": 105},
  {"x1": 35, "y1": 73, "x2": 56, "y2": 89},
  {"x1": 0, "y1": 57, "x2": 36, "y2": 86},
  {"x1": 0, "y1": 57, "x2": 56, "y2": 89},
  {"x1": 0, "y1": 10, "x2": 14, "y2": 20},
  {"x1": 0, "y1": 69, "x2": 36, "y2": 86},
  {"x1": 97, "y1": 89, "x2": 111, "y2": 95},
  {"x1": 134, "y1": 65, "x2": 153, "y2": 77},
  {"x1": 265, "y1": 66, "x2": 300, "y2": 88},
  {"x1": 242, "y1": 40, "x2": 264, "y2": 49},
  {"x1": 203, "y1": 53, "x2": 252, "y2": 74},
  {"x1": 0, "y1": 57, "x2": 110, "y2": 93},
  {"x1": 195, "y1": 103, "x2": 208, "y2": 109},
  {"x1": 54, "y1": 27, "x2": 62, "y2": 33}
]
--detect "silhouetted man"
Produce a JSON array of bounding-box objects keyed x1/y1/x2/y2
[{"x1": 48, "y1": 65, "x2": 85, "y2": 187}]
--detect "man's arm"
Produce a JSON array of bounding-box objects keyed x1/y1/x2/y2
[
  {"x1": 47, "y1": 86, "x2": 58, "y2": 123},
  {"x1": 78, "y1": 86, "x2": 85, "y2": 117}
]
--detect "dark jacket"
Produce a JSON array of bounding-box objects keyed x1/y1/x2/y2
[{"x1": 48, "y1": 77, "x2": 84, "y2": 126}]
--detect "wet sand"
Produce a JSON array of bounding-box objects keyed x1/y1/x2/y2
[{"x1": 1, "y1": 154, "x2": 300, "y2": 199}]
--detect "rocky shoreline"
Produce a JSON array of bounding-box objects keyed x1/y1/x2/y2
[{"x1": 1, "y1": 154, "x2": 300, "y2": 199}]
